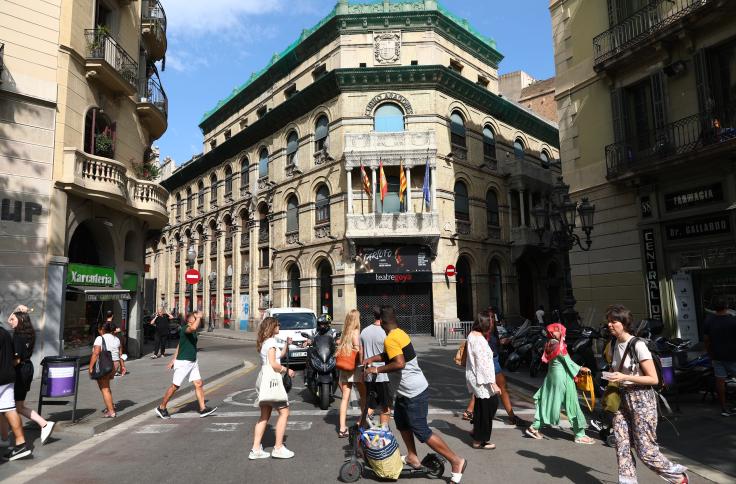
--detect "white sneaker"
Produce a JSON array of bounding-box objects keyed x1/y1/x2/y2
[
  {"x1": 271, "y1": 446, "x2": 294, "y2": 459},
  {"x1": 41, "y1": 421, "x2": 56, "y2": 445},
  {"x1": 248, "y1": 446, "x2": 270, "y2": 460}
]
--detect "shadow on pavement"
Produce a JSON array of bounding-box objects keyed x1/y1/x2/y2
[{"x1": 517, "y1": 449, "x2": 616, "y2": 483}]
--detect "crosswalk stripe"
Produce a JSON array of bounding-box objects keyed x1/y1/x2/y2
[
  {"x1": 206, "y1": 422, "x2": 244, "y2": 432},
  {"x1": 168, "y1": 407, "x2": 538, "y2": 419},
  {"x1": 135, "y1": 424, "x2": 177, "y2": 434}
]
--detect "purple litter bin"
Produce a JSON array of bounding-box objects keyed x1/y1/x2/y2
[{"x1": 39, "y1": 356, "x2": 80, "y2": 421}]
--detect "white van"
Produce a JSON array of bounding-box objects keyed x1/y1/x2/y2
[{"x1": 263, "y1": 307, "x2": 318, "y2": 365}]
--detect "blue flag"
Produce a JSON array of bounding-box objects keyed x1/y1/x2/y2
[{"x1": 422, "y1": 157, "x2": 431, "y2": 209}]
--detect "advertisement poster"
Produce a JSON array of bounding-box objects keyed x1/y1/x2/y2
[
  {"x1": 354, "y1": 246, "x2": 431, "y2": 274},
  {"x1": 672, "y1": 272, "x2": 699, "y2": 343},
  {"x1": 240, "y1": 294, "x2": 250, "y2": 331},
  {"x1": 223, "y1": 294, "x2": 233, "y2": 328}
]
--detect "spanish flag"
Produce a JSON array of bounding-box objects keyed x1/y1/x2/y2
[
  {"x1": 379, "y1": 160, "x2": 388, "y2": 202},
  {"x1": 399, "y1": 158, "x2": 407, "y2": 204},
  {"x1": 360, "y1": 161, "x2": 371, "y2": 196}
]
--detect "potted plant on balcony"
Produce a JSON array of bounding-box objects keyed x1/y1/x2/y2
[
  {"x1": 132, "y1": 160, "x2": 161, "y2": 181},
  {"x1": 94, "y1": 132, "x2": 114, "y2": 158},
  {"x1": 88, "y1": 25, "x2": 111, "y2": 56}
]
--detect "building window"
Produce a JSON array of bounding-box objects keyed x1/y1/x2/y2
[
  {"x1": 286, "y1": 131, "x2": 298, "y2": 166},
  {"x1": 454, "y1": 181, "x2": 469, "y2": 221},
  {"x1": 477, "y1": 75, "x2": 490, "y2": 88},
  {"x1": 540, "y1": 150, "x2": 551, "y2": 169},
  {"x1": 258, "y1": 148, "x2": 269, "y2": 178},
  {"x1": 483, "y1": 126, "x2": 496, "y2": 159},
  {"x1": 314, "y1": 115, "x2": 329, "y2": 151},
  {"x1": 186, "y1": 188, "x2": 192, "y2": 212},
  {"x1": 287, "y1": 265, "x2": 301, "y2": 307},
  {"x1": 224, "y1": 165, "x2": 233, "y2": 197},
  {"x1": 240, "y1": 157, "x2": 249, "y2": 194},
  {"x1": 374, "y1": 103, "x2": 404, "y2": 132},
  {"x1": 489, "y1": 259, "x2": 503, "y2": 313},
  {"x1": 317, "y1": 261, "x2": 333, "y2": 317},
  {"x1": 175, "y1": 193, "x2": 181, "y2": 218},
  {"x1": 449, "y1": 59, "x2": 464, "y2": 73},
  {"x1": 210, "y1": 173, "x2": 218, "y2": 204},
  {"x1": 486, "y1": 190, "x2": 499, "y2": 226},
  {"x1": 83, "y1": 108, "x2": 115, "y2": 158},
  {"x1": 259, "y1": 248, "x2": 269, "y2": 268},
  {"x1": 197, "y1": 181, "x2": 205, "y2": 208},
  {"x1": 257, "y1": 105, "x2": 267, "y2": 119},
  {"x1": 286, "y1": 195, "x2": 299, "y2": 233},
  {"x1": 450, "y1": 111, "x2": 466, "y2": 147},
  {"x1": 378, "y1": 175, "x2": 402, "y2": 214},
  {"x1": 315, "y1": 185, "x2": 330, "y2": 224},
  {"x1": 285, "y1": 84, "x2": 298, "y2": 99},
  {"x1": 224, "y1": 129, "x2": 231, "y2": 140},
  {"x1": 514, "y1": 139, "x2": 525, "y2": 160}
]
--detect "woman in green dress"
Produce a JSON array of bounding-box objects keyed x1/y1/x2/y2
[{"x1": 525, "y1": 323, "x2": 595, "y2": 444}]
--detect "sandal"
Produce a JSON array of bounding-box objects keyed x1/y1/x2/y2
[
  {"x1": 574, "y1": 436, "x2": 595, "y2": 445},
  {"x1": 471, "y1": 442, "x2": 496, "y2": 449},
  {"x1": 338, "y1": 428, "x2": 349, "y2": 438},
  {"x1": 525, "y1": 427, "x2": 543, "y2": 440},
  {"x1": 102, "y1": 413, "x2": 116, "y2": 418},
  {"x1": 461, "y1": 410, "x2": 473, "y2": 421},
  {"x1": 400, "y1": 455, "x2": 423, "y2": 470}
]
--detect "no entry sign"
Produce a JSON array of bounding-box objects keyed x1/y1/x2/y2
[
  {"x1": 185, "y1": 269, "x2": 201, "y2": 285},
  {"x1": 445, "y1": 265, "x2": 456, "y2": 277}
]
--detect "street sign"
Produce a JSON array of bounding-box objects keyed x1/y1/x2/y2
[
  {"x1": 445, "y1": 265, "x2": 456, "y2": 277},
  {"x1": 185, "y1": 269, "x2": 200, "y2": 285}
]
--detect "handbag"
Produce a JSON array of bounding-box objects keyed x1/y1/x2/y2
[
  {"x1": 256, "y1": 364, "x2": 288, "y2": 404},
  {"x1": 282, "y1": 349, "x2": 292, "y2": 393},
  {"x1": 336, "y1": 348, "x2": 359, "y2": 371},
  {"x1": 602, "y1": 338, "x2": 637, "y2": 413},
  {"x1": 454, "y1": 340, "x2": 467, "y2": 367},
  {"x1": 90, "y1": 335, "x2": 114, "y2": 380},
  {"x1": 575, "y1": 372, "x2": 595, "y2": 411}
]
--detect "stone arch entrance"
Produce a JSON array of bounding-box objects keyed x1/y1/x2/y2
[{"x1": 456, "y1": 256, "x2": 473, "y2": 321}]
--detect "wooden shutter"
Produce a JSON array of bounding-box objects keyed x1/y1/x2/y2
[
  {"x1": 650, "y1": 71, "x2": 668, "y2": 132},
  {"x1": 610, "y1": 88, "x2": 628, "y2": 143},
  {"x1": 693, "y1": 49, "x2": 712, "y2": 115}
]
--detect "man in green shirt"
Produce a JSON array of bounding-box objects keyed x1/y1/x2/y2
[{"x1": 155, "y1": 311, "x2": 216, "y2": 418}]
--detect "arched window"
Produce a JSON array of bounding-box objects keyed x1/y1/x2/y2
[
  {"x1": 454, "y1": 181, "x2": 469, "y2": 221},
  {"x1": 450, "y1": 111, "x2": 466, "y2": 147},
  {"x1": 186, "y1": 187, "x2": 192, "y2": 212},
  {"x1": 210, "y1": 173, "x2": 218, "y2": 205},
  {"x1": 314, "y1": 115, "x2": 329, "y2": 151},
  {"x1": 84, "y1": 108, "x2": 115, "y2": 158},
  {"x1": 317, "y1": 261, "x2": 333, "y2": 317},
  {"x1": 378, "y1": 175, "x2": 402, "y2": 214},
  {"x1": 374, "y1": 103, "x2": 404, "y2": 132},
  {"x1": 483, "y1": 126, "x2": 496, "y2": 159},
  {"x1": 288, "y1": 265, "x2": 301, "y2": 307},
  {"x1": 489, "y1": 259, "x2": 503, "y2": 314},
  {"x1": 315, "y1": 185, "x2": 330, "y2": 224},
  {"x1": 197, "y1": 180, "x2": 205, "y2": 208},
  {"x1": 240, "y1": 157, "x2": 249, "y2": 195},
  {"x1": 258, "y1": 148, "x2": 269, "y2": 178},
  {"x1": 486, "y1": 190, "x2": 499, "y2": 226},
  {"x1": 286, "y1": 131, "x2": 298, "y2": 166},
  {"x1": 175, "y1": 193, "x2": 181, "y2": 218},
  {"x1": 286, "y1": 195, "x2": 299, "y2": 233},
  {"x1": 514, "y1": 139, "x2": 525, "y2": 160},
  {"x1": 540, "y1": 150, "x2": 551, "y2": 169},
  {"x1": 224, "y1": 165, "x2": 233, "y2": 197}
]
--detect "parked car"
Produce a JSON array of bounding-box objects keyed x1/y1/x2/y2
[{"x1": 263, "y1": 307, "x2": 318, "y2": 366}]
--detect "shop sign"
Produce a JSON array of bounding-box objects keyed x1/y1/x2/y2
[
  {"x1": 665, "y1": 183, "x2": 722, "y2": 212},
  {"x1": 66, "y1": 263, "x2": 115, "y2": 287},
  {"x1": 666, "y1": 214, "x2": 731, "y2": 240},
  {"x1": 355, "y1": 272, "x2": 432, "y2": 285},
  {"x1": 642, "y1": 229, "x2": 662, "y2": 321},
  {"x1": 355, "y1": 246, "x2": 431, "y2": 273},
  {"x1": 672, "y1": 272, "x2": 699, "y2": 344}
]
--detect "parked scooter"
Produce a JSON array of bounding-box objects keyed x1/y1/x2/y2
[
  {"x1": 301, "y1": 316, "x2": 339, "y2": 410},
  {"x1": 505, "y1": 321, "x2": 544, "y2": 372}
]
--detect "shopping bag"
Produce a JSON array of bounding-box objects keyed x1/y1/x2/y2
[
  {"x1": 574, "y1": 372, "x2": 595, "y2": 411},
  {"x1": 256, "y1": 364, "x2": 288, "y2": 404}
]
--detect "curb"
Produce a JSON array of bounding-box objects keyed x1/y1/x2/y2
[
  {"x1": 197, "y1": 331, "x2": 257, "y2": 343},
  {"x1": 57, "y1": 361, "x2": 248, "y2": 436}
]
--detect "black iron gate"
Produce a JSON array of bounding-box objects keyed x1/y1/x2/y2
[{"x1": 356, "y1": 283, "x2": 433, "y2": 335}]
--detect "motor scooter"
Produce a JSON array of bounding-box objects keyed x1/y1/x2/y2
[{"x1": 301, "y1": 330, "x2": 338, "y2": 410}]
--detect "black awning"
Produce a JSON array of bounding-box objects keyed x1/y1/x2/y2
[{"x1": 67, "y1": 286, "x2": 131, "y2": 301}]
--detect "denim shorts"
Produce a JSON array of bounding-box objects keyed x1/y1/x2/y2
[
  {"x1": 712, "y1": 360, "x2": 736, "y2": 379},
  {"x1": 393, "y1": 388, "x2": 432, "y2": 443},
  {"x1": 493, "y1": 356, "x2": 502, "y2": 374}
]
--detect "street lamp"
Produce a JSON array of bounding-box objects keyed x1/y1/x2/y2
[
  {"x1": 208, "y1": 272, "x2": 217, "y2": 331},
  {"x1": 187, "y1": 243, "x2": 196, "y2": 315},
  {"x1": 531, "y1": 177, "x2": 596, "y2": 326}
]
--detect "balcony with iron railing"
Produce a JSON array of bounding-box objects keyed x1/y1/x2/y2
[
  {"x1": 141, "y1": 0, "x2": 167, "y2": 60},
  {"x1": 224, "y1": 275, "x2": 232, "y2": 290},
  {"x1": 175, "y1": 282, "x2": 180, "y2": 294},
  {"x1": 84, "y1": 29, "x2": 138, "y2": 95},
  {"x1": 593, "y1": 0, "x2": 715, "y2": 71},
  {"x1": 137, "y1": 70, "x2": 168, "y2": 140},
  {"x1": 605, "y1": 104, "x2": 736, "y2": 179},
  {"x1": 240, "y1": 274, "x2": 249, "y2": 288}
]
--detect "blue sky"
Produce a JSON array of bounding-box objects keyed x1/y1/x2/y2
[{"x1": 157, "y1": 0, "x2": 555, "y2": 166}]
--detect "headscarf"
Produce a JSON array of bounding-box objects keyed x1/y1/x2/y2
[{"x1": 542, "y1": 322, "x2": 568, "y2": 364}]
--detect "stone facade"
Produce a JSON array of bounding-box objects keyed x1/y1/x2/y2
[
  {"x1": 550, "y1": 0, "x2": 736, "y2": 338},
  {"x1": 153, "y1": 0, "x2": 562, "y2": 332}
]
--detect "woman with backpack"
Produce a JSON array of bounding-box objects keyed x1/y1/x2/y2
[{"x1": 605, "y1": 304, "x2": 688, "y2": 484}]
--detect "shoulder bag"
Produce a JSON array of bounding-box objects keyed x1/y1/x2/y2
[
  {"x1": 282, "y1": 347, "x2": 292, "y2": 393},
  {"x1": 336, "y1": 334, "x2": 359, "y2": 371},
  {"x1": 454, "y1": 340, "x2": 467, "y2": 367},
  {"x1": 90, "y1": 335, "x2": 114, "y2": 380},
  {"x1": 602, "y1": 338, "x2": 636, "y2": 413},
  {"x1": 256, "y1": 362, "x2": 288, "y2": 404}
]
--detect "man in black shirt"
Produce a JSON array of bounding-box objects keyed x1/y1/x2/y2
[
  {"x1": 703, "y1": 299, "x2": 736, "y2": 417},
  {"x1": 150, "y1": 308, "x2": 173, "y2": 359},
  {"x1": 0, "y1": 324, "x2": 31, "y2": 460}
]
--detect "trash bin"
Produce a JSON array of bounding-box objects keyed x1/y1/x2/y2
[{"x1": 40, "y1": 356, "x2": 79, "y2": 398}]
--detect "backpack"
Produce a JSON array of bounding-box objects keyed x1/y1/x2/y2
[{"x1": 629, "y1": 337, "x2": 665, "y2": 392}]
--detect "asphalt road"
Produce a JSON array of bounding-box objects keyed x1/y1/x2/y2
[{"x1": 2, "y1": 344, "x2": 711, "y2": 484}]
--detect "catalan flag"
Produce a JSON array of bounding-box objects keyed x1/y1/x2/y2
[
  {"x1": 399, "y1": 158, "x2": 407, "y2": 204},
  {"x1": 379, "y1": 160, "x2": 388, "y2": 202},
  {"x1": 360, "y1": 161, "x2": 371, "y2": 196}
]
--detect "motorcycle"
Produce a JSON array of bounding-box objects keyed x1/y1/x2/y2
[
  {"x1": 301, "y1": 330, "x2": 339, "y2": 410},
  {"x1": 505, "y1": 321, "x2": 544, "y2": 372}
]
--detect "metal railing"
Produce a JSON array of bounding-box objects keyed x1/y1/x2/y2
[
  {"x1": 85, "y1": 29, "x2": 138, "y2": 89},
  {"x1": 140, "y1": 72, "x2": 168, "y2": 117},
  {"x1": 224, "y1": 275, "x2": 232, "y2": 289},
  {"x1": 593, "y1": 0, "x2": 711, "y2": 67},
  {"x1": 143, "y1": 0, "x2": 167, "y2": 34},
  {"x1": 436, "y1": 321, "x2": 473, "y2": 346},
  {"x1": 606, "y1": 106, "x2": 736, "y2": 178}
]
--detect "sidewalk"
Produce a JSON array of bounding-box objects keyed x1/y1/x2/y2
[
  {"x1": 24, "y1": 336, "x2": 252, "y2": 437},
  {"x1": 197, "y1": 328, "x2": 258, "y2": 342}
]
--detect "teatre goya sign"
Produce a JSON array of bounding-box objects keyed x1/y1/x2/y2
[{"x1": 66, "y1": 263, "x2": 116, "y2": 287}]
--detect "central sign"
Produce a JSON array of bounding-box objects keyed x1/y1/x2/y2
[{"x1": 185, "y1": 269, "x2": 201, "y2": 285}]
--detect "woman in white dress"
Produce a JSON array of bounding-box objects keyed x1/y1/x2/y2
[{"x1": 465, "y1": 312, "x2": 501, "y2": 449}]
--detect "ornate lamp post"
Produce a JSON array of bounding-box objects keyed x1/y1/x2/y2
[
  {"x1": 187, "y1": 243, "x2": 196, "y2": 315},
  {"x1": 207, "y1": 272, "x2": 217, "y2": 331},
  {"x1": 531, "y1": 177, "x2": 596, "y2": 326}
]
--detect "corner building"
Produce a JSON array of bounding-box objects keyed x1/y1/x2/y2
[
  {"x1": 155, "y1": 0, "x2": 561, "y2": 333},
  {"x1": 550, "y1": 0, "x2": 736, "y2": 340}
]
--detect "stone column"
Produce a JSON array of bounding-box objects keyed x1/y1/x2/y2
[
  {"x1": 507, "y1": 190, "x2": 514, "y2": 229},
  {"x1": 520, "y1": 190, "x2": 527, "y2": 227},
  {"x1": 346, "y1": 169, "x2": 353, "y2": 214},
  {"x1": 405, "y1": 165, "x2": 412, "y2": 212}
]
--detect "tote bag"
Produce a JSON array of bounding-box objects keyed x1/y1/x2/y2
[
  {"x1": 336, "y1": 349, "x2": 358, "y2": 371},
  {"x1": 256, "y1": 364, "x2": 288, "y2": 404},
  {"x1": 90, "y1": 336, "x2": 114, "y2": 380}
]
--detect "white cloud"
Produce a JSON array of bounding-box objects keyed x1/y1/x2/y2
[{"x1": 163, "y1": 0, "x2": 287, "y2": 36}]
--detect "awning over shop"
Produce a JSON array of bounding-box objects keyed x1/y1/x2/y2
[{"x1": 67, "y1": 286, "x2": 131, "y2": 302}]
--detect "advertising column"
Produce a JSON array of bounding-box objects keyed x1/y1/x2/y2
[{"x1": 672, "y1": 272, "x2": 698, "y2": 343}]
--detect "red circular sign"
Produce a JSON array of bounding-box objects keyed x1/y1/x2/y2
[
  {"x1": 185, "y1": 269, "x2": 201, "y2": 285},
  {"x1": 445, "y1": 265, "x2": 456, "y2": 277}
]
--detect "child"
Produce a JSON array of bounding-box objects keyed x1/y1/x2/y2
[{"x1": 526, "y1": 323, "x2": 594, "y2": 444}]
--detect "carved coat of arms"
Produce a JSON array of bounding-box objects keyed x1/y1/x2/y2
[{"x1": 373, "y1": 31, "x2": 401, "y2": 64}]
